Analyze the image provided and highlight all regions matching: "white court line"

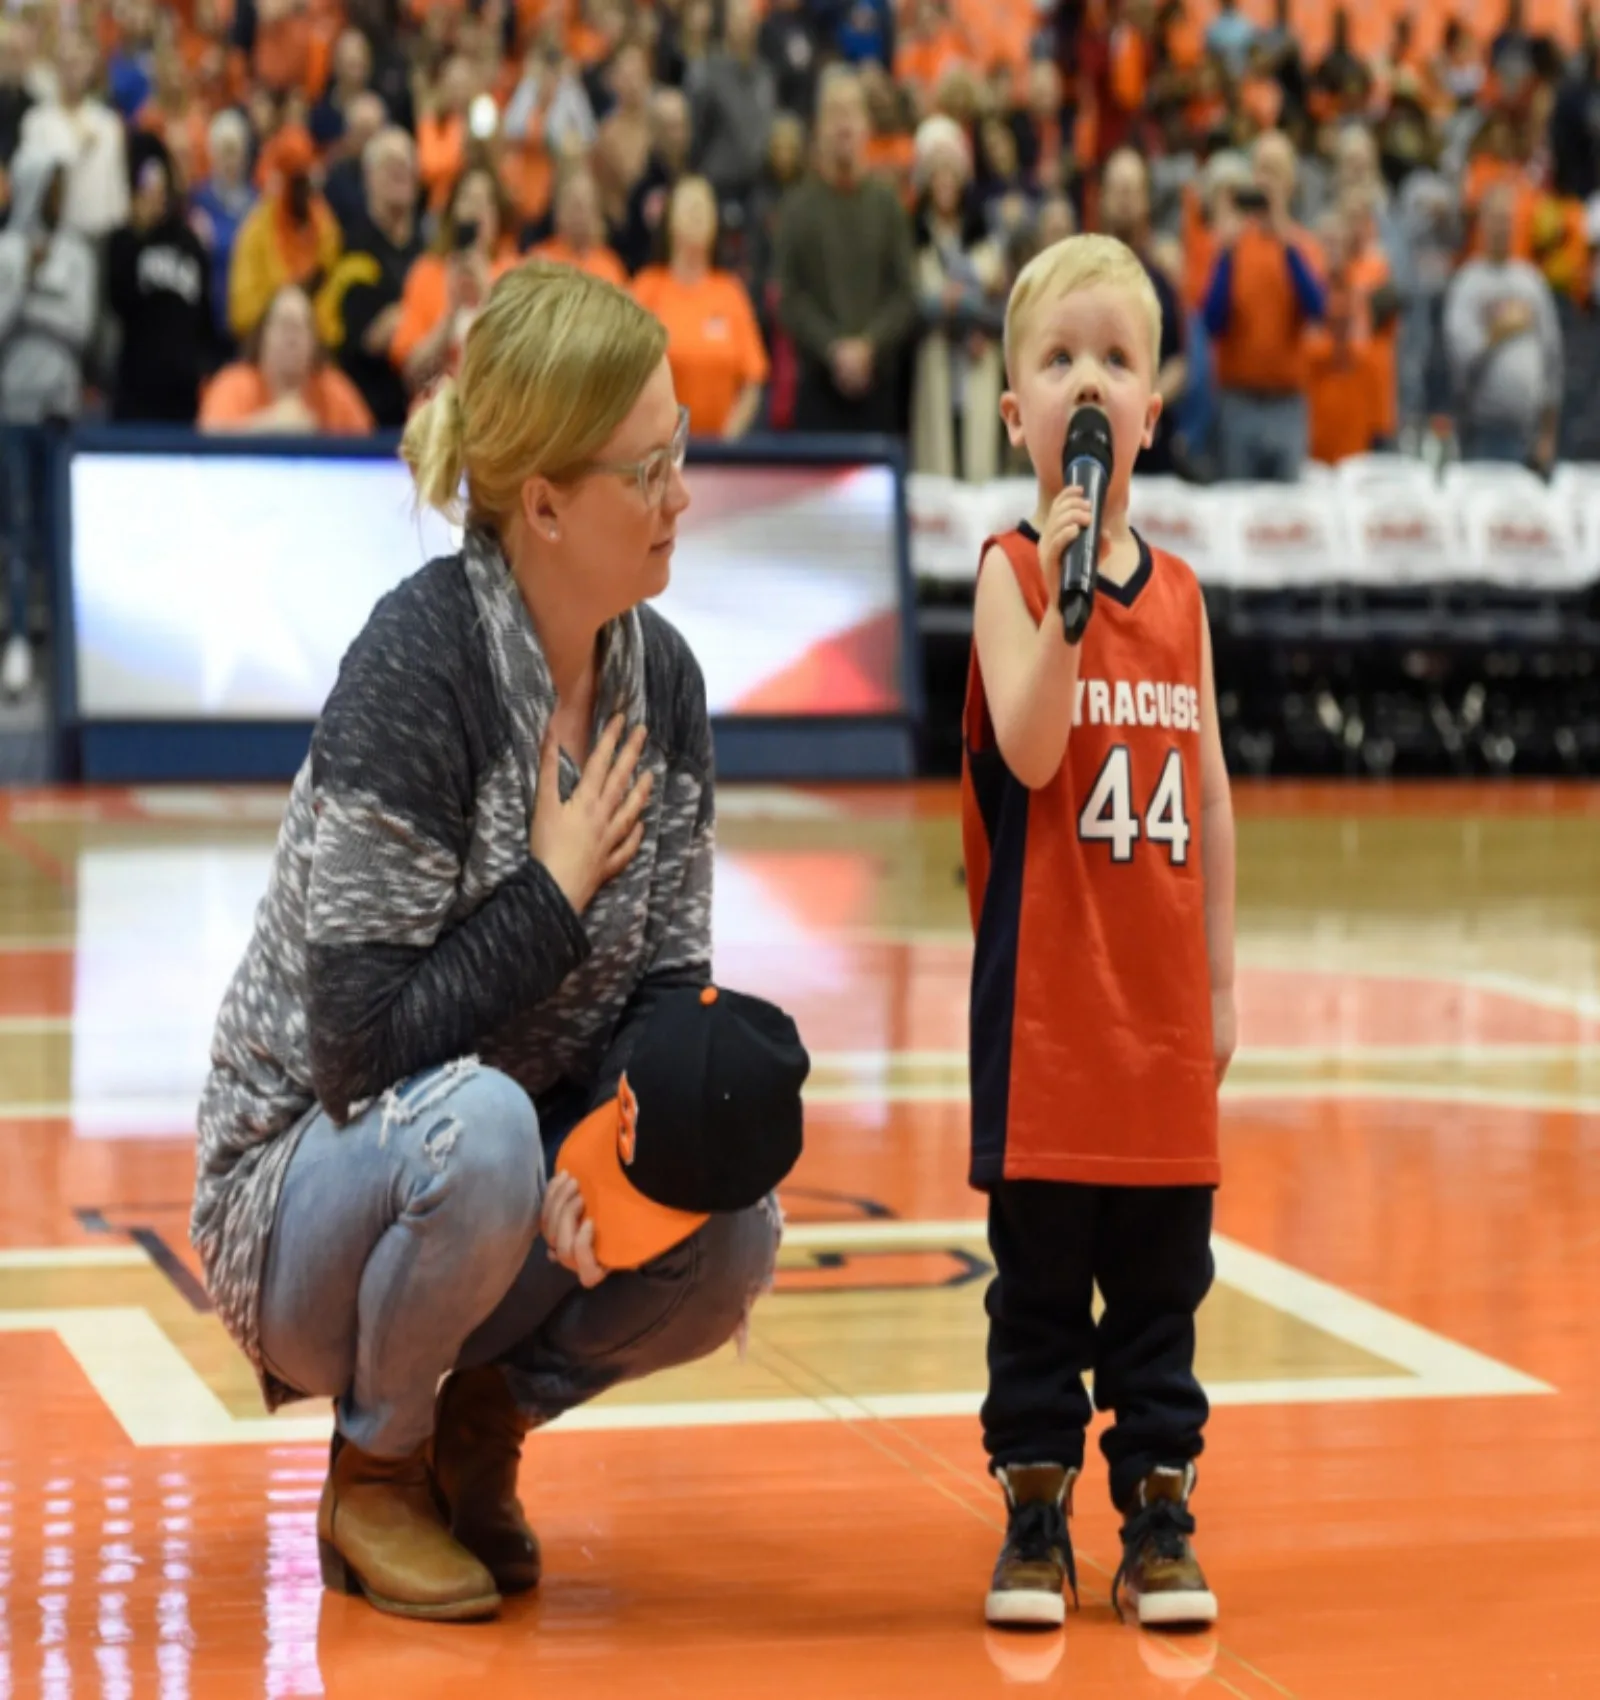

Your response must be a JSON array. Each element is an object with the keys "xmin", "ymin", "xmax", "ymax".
[
  {"xmin": 815, "ymin": 943, "xmax": 1600, "ymax": 1036},
  {"xmin": 809, "ymin": 1044, "xmax": 1600, "ymax": 1069},
  {"xmin": 2, "ymin": 786, "xmax": 843, "ymax": 827},
  {"xmin": 1211, "ymin": 1236, "xmax": 1549, "ymax": 1397},
  {"xmin": 0, "ymin": 1308, "xmax": 246, "ymax": 1446},
  {"xmin": 0, "ymin": 1247, "xmax": 147, "ymax": 1270},
  {"xmin": 1221, "ymin": 1079, "xmax": 1600, "ymax": 1114},
  {"xmin": 0, "ymin": 1097, "xmax": 203, "ymax": 1125},
  {"xmin": 801, "ymin": 1080, "xmax": 1600, "ymax": 1115},
  {"xmin": 9, "ymin": 1078, "xmax": 1600, "ymax": 1124},
  {"xmin": 6, "ymin": 1018, "xmax": 1597, "ymax": 1074},
  {"xmin": 0, "ymin": 1225, "xmax": 1548, "ymax": 1446},
  {"xmin": 785, "ymin": 1221, "xmax": 1548, "ymax": 1397},
  {"xmin": 1232, "ymin": 951, "xmax": 1600, "ymax": 1027},
  {"xmin": 1454, "ymin": 970, "xmax": 1600, "ymax": 1026},
  {"xmin": 782, "ymin": 1220, "xmax": 986, "ymax": 1247},
  {"xmin": 5, "ymin": 928, "xmax": 1600, "ymax": 1025},
  {"xmin": 2, "ymin": 797, "xmax": 121, "ymax": 823},
  {"xmin": 1235, "ymin": 1043, "xmax": 1600, "ymax": 1066}
]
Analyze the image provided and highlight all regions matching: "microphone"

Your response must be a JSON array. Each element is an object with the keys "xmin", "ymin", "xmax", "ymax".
[{"xmin": 1058, "ymin": 406, "xmax": 1114, "ymax": 645}]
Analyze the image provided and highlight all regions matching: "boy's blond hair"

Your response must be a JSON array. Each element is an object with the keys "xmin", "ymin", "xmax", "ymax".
[{"xmin": 1003, "ymin": 233, "xmax": 1163, "ymax": 383}]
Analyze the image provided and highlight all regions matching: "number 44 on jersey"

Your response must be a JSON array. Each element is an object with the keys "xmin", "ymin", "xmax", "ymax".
[{"xmin": 1078, "ymin": 747, "xmax": 1190, "ymax": 864}]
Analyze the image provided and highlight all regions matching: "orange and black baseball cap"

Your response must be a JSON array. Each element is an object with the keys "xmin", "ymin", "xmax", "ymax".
[{"xmin": 555, "ymin": 983, "xmax": 808, "ymax": 1270}]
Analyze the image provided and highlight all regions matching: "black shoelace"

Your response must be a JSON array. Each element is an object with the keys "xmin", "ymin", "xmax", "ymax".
[
  {"xmin": 1111, "ymin": 1498, "xmax": 1196, "ymax": 1622},
  {"xmin": 1008, "ymin": 1499, "xmax": 1079, "ymax": 1607}
]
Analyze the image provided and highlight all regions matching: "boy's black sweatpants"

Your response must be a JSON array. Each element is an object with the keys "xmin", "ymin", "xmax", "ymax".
[{"xmin": 981, "ymin": 1179, "xmax": 1215, "ymax": 1513}]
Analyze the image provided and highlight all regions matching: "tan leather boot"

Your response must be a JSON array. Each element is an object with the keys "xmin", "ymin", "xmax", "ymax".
[
  {"xmin": 432, "ymin": 1366, "xmax": 542, "ymax": 1593},
  {"xmin": 985, "ymin": 1464, "xmax": 1079, "ymax": 1629},
  {"xmin": 316, "ymin": 1434, "xmax": 502, "ymax": 1622},
  {"xmin": 1113, "ymin": 1464, "xmax": 1218, "ymax": 1627}
]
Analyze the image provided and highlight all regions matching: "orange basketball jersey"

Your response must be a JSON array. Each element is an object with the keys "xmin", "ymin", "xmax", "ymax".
[{"xmin": 961, "ymin": 524, "xmax": 1219, "ymax": 1190}]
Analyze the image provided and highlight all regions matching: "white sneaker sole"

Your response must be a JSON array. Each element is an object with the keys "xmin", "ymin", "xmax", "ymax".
[
  {"xmin": 1136, "ymin": 1588, "xmax": 1218, "ymax": 1628},
  {"xmin": 985, "ymin": 1588, "xmax": 1066, "ymax": 1628}
]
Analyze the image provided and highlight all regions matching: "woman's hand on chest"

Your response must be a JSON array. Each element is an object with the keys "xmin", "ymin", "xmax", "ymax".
[{"xmin": 529, "ymin": 713, "xmax": 654, "ymax": 915}]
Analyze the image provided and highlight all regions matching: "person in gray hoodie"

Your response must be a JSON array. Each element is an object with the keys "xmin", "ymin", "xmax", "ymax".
[
  {"xmin": 688, "ymin": 0, "xmax": 776, "ymax": 216},
  {"xmin": 0, "ymin": 144, "xmax": 96, "ymax": 698},
  {"xmin": 1443, "ymin": 182, "xmax": 1562, "ymax": 467}
]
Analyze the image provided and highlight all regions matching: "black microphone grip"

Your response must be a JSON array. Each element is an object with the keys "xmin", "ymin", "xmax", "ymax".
[
  {"xmin": 1058, "ymin": 406, "xmax": 1114, "ymax": 646},
  {"xmin": 1059, "ymin": 452, "xmax": 1107, "ymax": 643}
]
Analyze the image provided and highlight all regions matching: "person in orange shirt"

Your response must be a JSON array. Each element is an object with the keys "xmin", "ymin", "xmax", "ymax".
[
  {"xmin": 201, "ymin": 283, "xmax": 375, "ymax": 433},
  {"xmin": 1023, "ymin": 61, "xmax": 1066, "ymax": 198},
  {"xmin": 135, "ymin": 41, "xmax": 211, "ymax": 190},
  {"xmin": 632, "ymin": 177, "xmax": 768, "ymax": 438},
  {"xmin": 1330, "ymin": 129, "xmax": 1402, "ymax": 442},
  {"xmin": 1330, "ymin": 185, "xmax": 1400, "ymax": 439},
  {"xmin": 529, "ymin": 163, "xmax": 628, "ymax": 286},
  {"xmin": 391, "ymin": 164, "xmax": 522, "ymax": 395},
  {"xmin": 1201, "ymin": 130, "xmax": 1325, "ymax": 480},
  {"xmin": 1097, "ymin": 0, "xmax": 1153, "ymax": 165},
  {"xmin": 1305, "ymin": 210, "xmax": 1384, "ymax": 463},
  {"xmin": 863, "ymin": 60, "xmax": 917, "ymax": 192},
  {"xmin": 1345, "ymin": 239, "xmax": 1399, "ymax": 443},
  {"xmin": 1156, "ymin": 0, "xmax": 1203, "ymax": 80},
  {"xmin": 1178, "ymin": 53, "xmax": 1228, "ymax": 141},
  {"xmin": 417, "ymin": 54, "xmax": 476, "ymax": 215},
  {"xmin": 564, "ymin": 0, "xmax": 628, "ymax": 69},
  {"xmin": 227, "ymin": 123, "xmax": 342, "ymax": 339},
  {"xmin": 252, "ymin": 0, "xmax": 324, "ymax": 97},
  {"xmin": 1239, "ymin": 41, "xmax": 1284, "ymax": 132},
  {"xmin": 176, "ymin": 0, "xmax": 231, "ymax": 76},
  {"xmin": 1462, "ymin": 111, "xmax": 1538, "ymax": 259},
  {"xmin": 498, "ymin": 44, "xmax": 567, "ymax": 229},
  {"xmin": 893, "ymin": 0, "xmax": 971, "ymax": 109}
]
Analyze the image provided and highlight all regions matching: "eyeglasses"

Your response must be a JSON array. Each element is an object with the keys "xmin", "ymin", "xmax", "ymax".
[{"xmin": 582, "ymin": 406, "xmax": 690, "ymax": 508}]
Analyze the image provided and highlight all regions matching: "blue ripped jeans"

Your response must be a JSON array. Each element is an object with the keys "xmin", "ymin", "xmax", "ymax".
[{"xmin": 256, "ymin": 1062, "xmax": 783, "ymax": 1457}]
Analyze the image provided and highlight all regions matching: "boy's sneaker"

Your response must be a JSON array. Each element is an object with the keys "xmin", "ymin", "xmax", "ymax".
[
  {"xmin": 985, "ymin": 1464, "xmax": 1078, "ymax": 1629},
  {"xmin": 1113, "ymin": 1464, "xmax": 1218, "ymax": 1628}
]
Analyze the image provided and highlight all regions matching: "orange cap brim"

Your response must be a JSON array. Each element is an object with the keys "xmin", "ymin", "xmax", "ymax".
[{"xmin": 554, "ymin": 1079, "xmax": 709, "ymax": 1271}]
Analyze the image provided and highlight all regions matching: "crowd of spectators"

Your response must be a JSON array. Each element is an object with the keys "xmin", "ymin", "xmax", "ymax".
[{"xmin": 1, "ymin": 0, "xmax": 1598, "ymax": 696}]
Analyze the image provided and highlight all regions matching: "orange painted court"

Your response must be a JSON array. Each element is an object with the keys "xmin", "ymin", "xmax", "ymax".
[{"xmin": 1, "ymin": 779, "xmax": 1597, "ymax": 1696}]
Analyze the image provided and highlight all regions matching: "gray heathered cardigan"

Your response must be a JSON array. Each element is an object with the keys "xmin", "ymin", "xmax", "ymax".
[{"xmin": 191, "ymin": 529, "xmax": 714, "ymax": 1406}]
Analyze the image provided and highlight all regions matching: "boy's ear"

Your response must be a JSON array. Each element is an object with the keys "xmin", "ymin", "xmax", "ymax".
[
  {"xmin": 1000, "ymin": 390, "xmax": 1026, "ymax": 448},
  {"xmin": 1141, "ymin": 390, "xmax": 1163, "ymax": 451}
]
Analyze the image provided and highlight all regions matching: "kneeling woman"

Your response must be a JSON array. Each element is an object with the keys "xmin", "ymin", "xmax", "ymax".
[{"xmin": 192, "ymin": 262, "xmax": 788, "ymax": 1622}]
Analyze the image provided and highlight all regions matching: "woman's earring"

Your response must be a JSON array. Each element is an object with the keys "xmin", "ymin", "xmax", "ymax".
[{"xmin": 547, "ymin": 525, "xmax": 560, "ymax": 542}]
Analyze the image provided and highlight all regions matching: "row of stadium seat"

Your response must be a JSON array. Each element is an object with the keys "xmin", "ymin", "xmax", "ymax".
[{"xmin": 910, "ymin": 459, "xmax": 1600, "ymax": 594}]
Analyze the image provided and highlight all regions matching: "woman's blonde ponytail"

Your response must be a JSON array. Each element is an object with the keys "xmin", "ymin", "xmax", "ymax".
[{"xmin": 400, "ymin": 376, "xmax": 467, "ymax": 522}]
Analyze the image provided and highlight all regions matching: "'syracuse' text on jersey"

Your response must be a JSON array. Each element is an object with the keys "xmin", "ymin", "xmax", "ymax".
[{"xmin": 961, "ymin": 524, "xmax": 1219, "ymax": 1190}]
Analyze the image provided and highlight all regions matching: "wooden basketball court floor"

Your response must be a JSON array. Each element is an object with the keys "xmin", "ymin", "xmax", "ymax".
[{"xmin": 0, "ymin": 778, "xmax": 1598, "ymax": 1698}]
